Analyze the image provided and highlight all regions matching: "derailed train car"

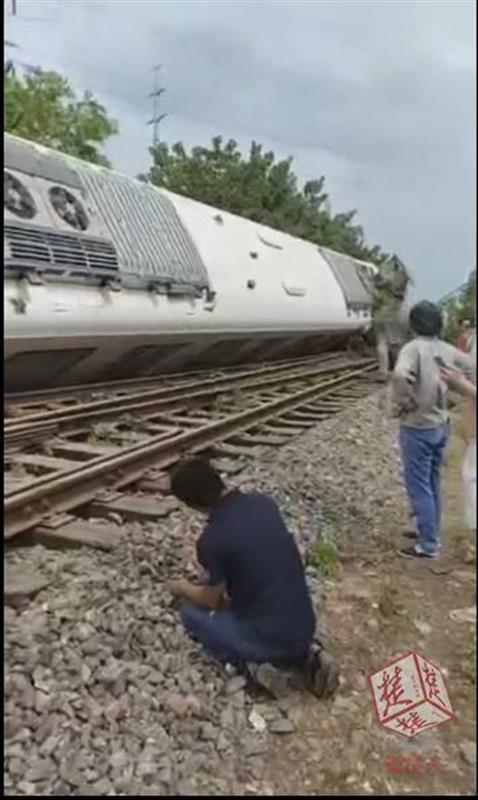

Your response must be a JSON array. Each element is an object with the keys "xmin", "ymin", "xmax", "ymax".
[{"xmin": 4, "ymin": 133, "xmax": 378, "ymax": 393}]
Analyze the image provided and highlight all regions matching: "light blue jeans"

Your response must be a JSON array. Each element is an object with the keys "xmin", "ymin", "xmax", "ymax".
[{"xmin": 399, "ymin": 424, "xmax": 449, "ymax": 555}]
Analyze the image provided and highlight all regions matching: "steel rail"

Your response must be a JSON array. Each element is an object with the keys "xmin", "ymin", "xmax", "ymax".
[
  {"xmin": 4, "ymin": 363, "xmax": 375, "ymax": 539},
  {"xmin": 5, "ymin": 352, "xmax": 344, "ymax": 410},
  {"xmin": 5, "ymin": 355, "xmax": 372, "ymax": 439}
]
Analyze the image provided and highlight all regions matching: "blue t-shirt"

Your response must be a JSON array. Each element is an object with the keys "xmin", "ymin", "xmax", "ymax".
[{"xmin": 197, "ymin": 490, "xmax": 316, "ymax": 655}]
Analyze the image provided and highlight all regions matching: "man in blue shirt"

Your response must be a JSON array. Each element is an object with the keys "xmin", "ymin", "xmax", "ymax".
[{"xmin": 168, "ymin": 457, "xmax": 339, "ymax": 698}]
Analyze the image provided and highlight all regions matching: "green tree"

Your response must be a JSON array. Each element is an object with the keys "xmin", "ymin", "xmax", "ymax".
[
  {"xmin": 441, "ymin": 271, "xmax": 476, "ymax": 342},
  {"xmin": 4, "ymin": 68, "xmax": 118, "ymax": 166},
  {"xmin": 141, "ymin": 136, "xmax": 389, "ymax": 265}
]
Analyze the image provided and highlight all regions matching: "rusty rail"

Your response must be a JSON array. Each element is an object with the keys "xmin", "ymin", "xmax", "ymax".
[
  {"xmin": 5, "ymin": 351, "xmax": 343, "ymax": 411},
  {"xmin": 4, "ymin": 363, "xmax": 375, "ymax": 539},
  {"xmin": 5, "ymin": 354, "xmax": 370, "ymax": 445}
]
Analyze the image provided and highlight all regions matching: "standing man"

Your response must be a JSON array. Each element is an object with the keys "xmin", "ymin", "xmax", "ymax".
[
  {"xmin": 440, "ymin": 331, "xmax": 476, "ymax": 531},
  {"xmin": 167, "ymin": 456, "xmax": 339, "ymax": 698},
  {"xmin": 373, "ymin": 256, "xmax": 411, "ymax": 381},
  {"xmin": 391, "ymin": 301, "xmax": 472, "ymax": 559}
]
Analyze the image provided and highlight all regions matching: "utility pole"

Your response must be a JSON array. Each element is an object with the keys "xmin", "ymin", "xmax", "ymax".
[
  {"xmin": 147, "ymin": 64, "xmax": 167, "ymax": 149},
  {"xmin": 4, "ymin": 0, "xmax": 18, "ymax": 74}
]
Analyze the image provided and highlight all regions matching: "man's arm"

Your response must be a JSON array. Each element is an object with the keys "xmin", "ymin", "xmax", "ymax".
[
  {"xmin": 391, "ymin": 344, "xmax": 417, "ymax": 405},
  {"xmin": 168, "ymin": 579, "xmax": 227, "ymax": 610},
  {"xmin": 440, "ymin": 367, "xmax": 476, "ymax": 400},
  {"xmin": 449, "ymin": 347, "xmax": 473, "ymax": 378}
]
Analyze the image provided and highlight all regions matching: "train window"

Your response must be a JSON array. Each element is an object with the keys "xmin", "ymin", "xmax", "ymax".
[
  {"xmin": 103, "ymin": 344, "xmax": 184, "ymax": 380},
  {"xmin": 225, "ymin": 339, "xmax": 267, "ymax": 365},
  {"xmin": 248, "ymin": 338, "xmax": 291, "ymax": 362},
  {"xmin": 192, "ymin": 339, "xmax": 245, "ymax": 368},
  {"xmin": 144, "ymin": 344, "xmax": 188, "ymax": 376},
  {"xmin": 5, "ymin": 348, "xmax": 95, "ymax": 392},
  {"xmin": 318, "ymin": 247, "xmax": 372, "ymax": 311},
  {"xmin": 191, "ymin": 337, "xmax": 292, "ymax": 369}
]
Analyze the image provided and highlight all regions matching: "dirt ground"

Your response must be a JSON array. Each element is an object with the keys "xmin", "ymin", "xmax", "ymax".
[
  {"xmin": 257, "ymin": 422, "xmax": 477, "ymax": 796},
  {"xmin": 4, "ymin": 401, "xmax": 475, "ymax": 797}
]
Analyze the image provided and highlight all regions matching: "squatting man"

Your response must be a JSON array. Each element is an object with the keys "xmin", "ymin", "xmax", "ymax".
[{"xmin": 166, "ymin": 456, "xmax": 339, "ymax": 699}]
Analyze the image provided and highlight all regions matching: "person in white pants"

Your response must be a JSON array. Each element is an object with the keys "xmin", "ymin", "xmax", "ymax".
[{"xmin": 440, "ymin": 343, "xmax": 476, "ymax": 531}]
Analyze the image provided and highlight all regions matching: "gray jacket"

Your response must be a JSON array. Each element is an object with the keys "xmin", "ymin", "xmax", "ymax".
[{"xmin": 392, "ymin": 336, "xmax": 473, "ymax": 428}]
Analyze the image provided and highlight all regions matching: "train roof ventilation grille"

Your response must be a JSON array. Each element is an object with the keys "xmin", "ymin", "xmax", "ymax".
[
  {"xmin": 4, "ymin": 224, "xmax": 119, "ymax": 279},
  {"xmin": 4, "ymin": 171, "xmax": 37, "ymax": 220},
  {"xmin": 49, "ymin": 186, "xmax": 89, "ymax": 231}
]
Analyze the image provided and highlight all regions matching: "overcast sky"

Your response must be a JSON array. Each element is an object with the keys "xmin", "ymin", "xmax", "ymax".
[{"xmin": 7, "ymin": 0, "xmax": 476, "ymax": 300}]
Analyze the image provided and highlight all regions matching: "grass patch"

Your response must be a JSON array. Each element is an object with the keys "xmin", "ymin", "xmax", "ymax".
[{"xmin": 307, "ymin": 521, "xmax": 340, "ymax": 579}]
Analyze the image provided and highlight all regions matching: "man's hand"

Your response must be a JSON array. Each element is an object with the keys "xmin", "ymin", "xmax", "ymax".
[
  {"xmin": 167, "ymin": 578, "xmax": 226, "ymax": 610},
  {"xmin": 440, "ymin": 367, "xmax": 476, "ymax": 399},
  {"xmin": 167, "ymin": 579, "xmax": 188, "ymax": 599}
]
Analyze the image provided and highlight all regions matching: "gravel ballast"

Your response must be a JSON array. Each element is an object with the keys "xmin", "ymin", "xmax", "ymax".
[{"xmin": 4, "ymin": 393, "xmax": 409, "ymax": 796}]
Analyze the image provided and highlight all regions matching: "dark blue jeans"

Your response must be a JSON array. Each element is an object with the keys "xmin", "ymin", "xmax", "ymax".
[
  {"xmin": 399, "ymin": 423, "xmax": 449, "ymax": 555},
  {"xmin": 180, "ymin": 603, "xmax": 307, "ymax": 670}
]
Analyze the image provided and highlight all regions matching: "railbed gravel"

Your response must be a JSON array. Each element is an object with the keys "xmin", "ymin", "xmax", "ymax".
[{"xmin": 4, "ymin": 391, "xmax": 407, "ymax": 796}]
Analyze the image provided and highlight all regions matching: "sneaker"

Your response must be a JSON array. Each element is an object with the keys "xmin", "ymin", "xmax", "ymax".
[
  {"xmin": 246, "ymin": 662, "xmax": 290, "ymax": 698},
  {"xmin": 397, "ymin": 545, "xmax": 439, "ymax": 559},
  {"xmin": 303, "ymin": 649, "xmax": 340, "ymax": 699}
]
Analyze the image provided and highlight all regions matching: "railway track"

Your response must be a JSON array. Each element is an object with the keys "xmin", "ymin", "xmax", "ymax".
[
  {"xmin": 4, "ymin": 351, "xmax": 344, "ymax": 420},
  {"xmin": 4, "ymin": 352, "xmax": 360, "ymax": 447},
  {"xmin": 4, "ymin": 354, "xmax": 378, "ymax": 548}
]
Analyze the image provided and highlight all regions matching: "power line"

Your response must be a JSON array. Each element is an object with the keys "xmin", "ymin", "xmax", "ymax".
[{"xmin": 147, "ymin": 64, "xmax": 167, "ymax": 149}]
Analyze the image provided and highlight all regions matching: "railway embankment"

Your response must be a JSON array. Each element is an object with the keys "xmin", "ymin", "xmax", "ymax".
[{"xmin": 4, "ymin": 393, "xmax": 475, "ymax": 796}]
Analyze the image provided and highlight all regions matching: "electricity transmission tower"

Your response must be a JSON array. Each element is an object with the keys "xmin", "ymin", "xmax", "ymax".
[
  {"xmin": 147, "ymin": 65, "xmax": 167, "ymax": 148},
  {"xmin": 4, "ymin": 0, "xmax": 18, "ymax": 74},
  {"xmin": 4, "ymin": 0, "xmax": 52, "ymax": 75}
]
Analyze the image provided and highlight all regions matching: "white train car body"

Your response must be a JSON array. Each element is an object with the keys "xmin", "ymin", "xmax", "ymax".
[{"xmin": 4, "ymin": 133, "xmax": 376, "ymax": 392}]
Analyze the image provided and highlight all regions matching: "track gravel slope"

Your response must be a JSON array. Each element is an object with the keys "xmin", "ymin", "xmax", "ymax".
[{"xmin": 4, "ymin": 396, "xmax": 476, "ymax": 796}]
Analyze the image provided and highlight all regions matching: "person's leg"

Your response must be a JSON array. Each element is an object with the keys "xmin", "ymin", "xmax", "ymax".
[
  {"xmin": 180, "ymin": 602, "xmax": 280, "ymax": 669},
  {"xmin": 291, "ymin": 640, "xmax": 340, "ymax": 699},
  {"xmin": 376, "ymin": 333, "xmax": 389, "ymax": 381},
  {"xmin": 463, "ymin": 438, "xmax": 476, "ymax": 531},
  {"xmin": 429, "ymin": 423, "xmax": 449, "ymax": 548},
  {"xmin": 402, "ymin": 511, "xmax": 419, "ymax": 540},
  {"xmin": 388, "ymin": 343, "xmax": 400, "ymax": 372},
  {"xmin": 180, "ymin": 603, "xmax": 339, "ymax": 699},
  {"xmin": 462, "ymin": 437, "xmax": 476, "ymax": 531},
  {"xmin": 399, "ymin": 426, "xmax": 439, "ymax": 555}
]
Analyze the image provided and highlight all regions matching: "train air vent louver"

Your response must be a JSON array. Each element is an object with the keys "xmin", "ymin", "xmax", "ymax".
[
  {"xmin": 4, "ymin": 171, "xmax": 37, "ymax": 220},
  {"xmin": 49, "ymin": 186, "xmax": 89, "ymax": 231},
  {"xmin": 4, "ymin": 224, "xmax": 119, "ymax": 279}
]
